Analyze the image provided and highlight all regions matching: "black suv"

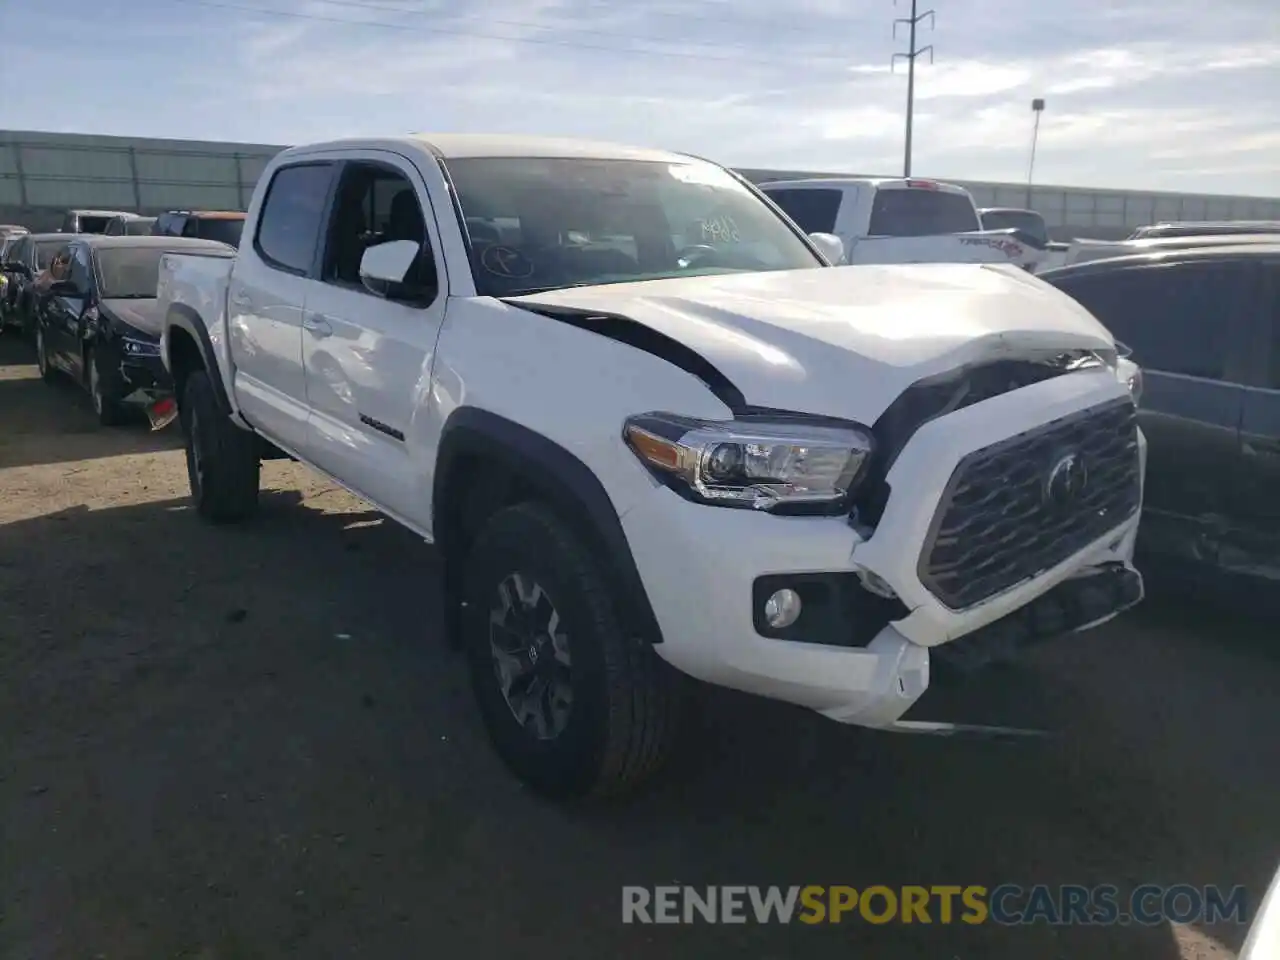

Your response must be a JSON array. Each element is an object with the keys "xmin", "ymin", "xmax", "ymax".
[{"xmin": 1040, "ymin": 243, "xmax": 1280, "ymax": 585}]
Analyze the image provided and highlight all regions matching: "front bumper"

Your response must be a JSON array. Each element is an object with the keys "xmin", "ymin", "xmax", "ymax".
[
  {"xmin": 619, "ymin": 370, "xmax": 1146, "ymax": 728},
  {"xmin": 115, "ymin": 352, "xmax": 173, "ymax": 403}
]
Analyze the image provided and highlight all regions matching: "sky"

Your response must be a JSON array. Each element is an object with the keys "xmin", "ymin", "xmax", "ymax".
[{"xmin": 1, "ymin": 0, "xmax": 1278, "ymax": 196}]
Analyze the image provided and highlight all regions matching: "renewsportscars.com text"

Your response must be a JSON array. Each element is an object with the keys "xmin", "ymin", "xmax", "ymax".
[{"xmin": 621, "ymin": 884, "xmax": 1249, "ymax": 926}]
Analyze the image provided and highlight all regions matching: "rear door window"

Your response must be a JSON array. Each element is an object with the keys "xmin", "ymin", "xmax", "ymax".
[
  {"xmin": 763, "ymin": 188, "xmax": 842, "ymax": 234},
  {"xmin": 254, "ymin": 163, "xmax": 334, "ymax": 275}
]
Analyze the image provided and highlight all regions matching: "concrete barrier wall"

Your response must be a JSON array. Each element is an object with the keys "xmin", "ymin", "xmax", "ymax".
[{"xmin": 3, "ymin": 129, "xmax": 1276, "ymax": 240}]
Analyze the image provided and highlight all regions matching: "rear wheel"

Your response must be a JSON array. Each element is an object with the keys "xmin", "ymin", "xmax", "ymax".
[
  {"xmin": 462, "ymin": 502, "xmax": 684, "ymax": 801},
  {"xmin": 181, "ymin": 369, "xmax": 261, "ymax": 523}
]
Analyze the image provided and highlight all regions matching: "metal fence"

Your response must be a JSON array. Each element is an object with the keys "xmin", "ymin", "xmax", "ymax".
[
  {"xmin": 3, "ymin": 129, "xmax": 1277, "ymax": 241},
  {"xmin": 0, "ymin": 130, "xmax": 282, "ymax": 232}
]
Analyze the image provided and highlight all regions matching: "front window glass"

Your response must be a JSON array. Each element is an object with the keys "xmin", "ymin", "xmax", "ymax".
[
  {"xmin": 35, "ymin": 240, "xmax": 66, "ymax": 269},
  {"xmin": 444, "ymin": 157, "xmax": 822, "ymax": 297}
]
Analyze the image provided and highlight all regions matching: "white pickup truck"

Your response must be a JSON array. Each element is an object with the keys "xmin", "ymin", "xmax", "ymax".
[
  {"xmin": 156, "ymin": 134, "xmax": 1146, "ymax": 801},
  {"xmin": 759, "ymin": 177, "xmax": 1047, "ymax": 270}
]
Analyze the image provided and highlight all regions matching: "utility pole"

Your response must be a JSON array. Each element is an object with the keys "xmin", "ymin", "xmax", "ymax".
[
  {"xmin": 1026, "ymin": 97, "xmax": 1045, "ymax": 208},
  {"xmin": 892, "ymin": 0, "xmax": 934, "ymax": 178}
]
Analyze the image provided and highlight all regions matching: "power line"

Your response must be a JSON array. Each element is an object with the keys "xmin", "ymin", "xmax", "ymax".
[
  {"xmin": 309, "ymin": 0, "xmax": 845, "ymax": 41},
  {"xmin": 159, "ymin": 0, "xmax": 855, "ymax": 67},
  {"xmin": 890, "ymin": 0, "xmax": 933, "ymax": 177},
  {"xmin": 302, "ymin": 0, "xmax": 850, "ymax": 56}
]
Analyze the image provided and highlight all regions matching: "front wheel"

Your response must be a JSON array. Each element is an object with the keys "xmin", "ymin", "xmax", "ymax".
[
  {"xmin": 180, "ymin": 370, "xmax": 261, "ymax": 523},
  {"xmin": 35, "ymin": 325, "xmax": 56, "ymax": 383},
  {"xmin": 462, "ymin": 502, "xmax": 684, "ymax": 801},
  {"xmin": 88, "ymin": 347, "xmax": 126, "ymax": 426}
]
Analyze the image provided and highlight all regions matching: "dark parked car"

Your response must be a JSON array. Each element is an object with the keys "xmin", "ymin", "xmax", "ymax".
[
  {"xmin": 151, "ymin": 210, "xmax": 245, "ymax": 248},
  {"xmin": 59, "ymin": 209, "xmax": 136, "ymax": 234},
  {"xmin": 34, "ymin": 235, "xmax": 235, "ymax": 425},
  {"xmin": 1128, "ymin": 220, "xmax": 1280, "ymax": 240},
  {"xmin": 1040, "ymin": 243, "xmax": 1280, "ymax": 585},
  {"xmin": 104, "ymin": 214, "xmax": 157, "ymax": 236},
  {"xmin": 0, "ymin": 232, "xmax": 85, "ymax": 336},
  {"xmin": 0, "ymin": 234, "xmax": 23, "ymax": 329}
]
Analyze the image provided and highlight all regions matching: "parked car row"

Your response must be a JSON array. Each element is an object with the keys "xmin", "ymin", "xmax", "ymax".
[
  {"xmin": 56, "ymin": 207, "xmax": 247, "ymax": 246},
  {"xmin": 1, "ymin": 228, "xmax": 236, "ymax": 423}
]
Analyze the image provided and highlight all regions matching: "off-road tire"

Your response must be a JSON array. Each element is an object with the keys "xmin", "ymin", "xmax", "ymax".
[
  {"xmin": 181, "ymin": 369, "xmax": 260, "ymax": 523},
  {"xmin": 462, "ymin": 501, "xmax": 684, "ymax": 801}
]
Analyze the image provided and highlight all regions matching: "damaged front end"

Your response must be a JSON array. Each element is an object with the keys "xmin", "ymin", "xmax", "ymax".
[{"xmin": 120, "ymin": 386, "xmax": 179, "ymax": 431}]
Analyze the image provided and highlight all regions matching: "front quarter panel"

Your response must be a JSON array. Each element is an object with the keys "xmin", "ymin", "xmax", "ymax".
[{"xmin": 423, "ymin": 296, "xmax": 733, "ymax": 535}]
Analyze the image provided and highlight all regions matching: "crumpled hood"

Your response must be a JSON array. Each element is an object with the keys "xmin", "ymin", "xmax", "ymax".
[
  {"xmin": 101, "ymin": 298, "xmax": 163, "ymax": 338},
  {"xmin": 507, "ymin": 263, "xmax": 1116, "ymax": 422}
]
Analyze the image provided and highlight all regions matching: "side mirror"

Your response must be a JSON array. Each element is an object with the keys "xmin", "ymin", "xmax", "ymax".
[
  {"xmin": 808, "ymin": 232, "xmax": 845, "ymax": 265},
  {"xmin": 359, "ymin": 239, "xmax": 431, "ymax": 301}
]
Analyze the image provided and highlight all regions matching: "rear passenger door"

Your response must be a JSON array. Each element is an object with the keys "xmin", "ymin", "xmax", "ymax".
[
  {"xmin": 1051, "ymin": 262, "xmax": 1251, "ymax": 567},
  {"xmin": 227, "ymin": 161, "xmax": 336, "ymax": 454},
  {"xmin": 1231, "ymin": 257, "xmax": 1280, "ymax": 574}
]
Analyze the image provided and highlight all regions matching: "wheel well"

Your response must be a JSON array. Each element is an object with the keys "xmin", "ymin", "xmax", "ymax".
[
  {"xmin": 167, "ymin": 326, "xmax": 205, "ymax": 404},
  {"xmin": 433, "ymin": 449, "xmax": 661, "ymax": 649},
  {"xmin": 436, "ymin": 454, "xmax": 536, "ymax": 562}
]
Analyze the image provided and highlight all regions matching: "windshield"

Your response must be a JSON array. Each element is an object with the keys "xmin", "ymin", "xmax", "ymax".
[
  {"xmin": 443, "ymin": 157, "xmax": 821, "ymax": 297},
  {"xmin": 192, "ymin": 217, "xmax": 244, "ymax": 247},
  {"xmin": 95, "ymin": 247, "xmax": 177, "ymax": 298},
  {"xmin": 867, "ymin": 188, "xmax": 981, "ymax": 237},
  {"xmin": 35, "ymin": 240, "xmax": 66, "ymax": 269},
  {"xmin": 980, "ymin": 210, "xmax": 1048, "ymax": 245}
]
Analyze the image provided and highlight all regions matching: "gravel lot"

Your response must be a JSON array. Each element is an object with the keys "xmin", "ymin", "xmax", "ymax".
[{"xmin": 1, "ymin": 332, "xmax": 1276, "ymax": 960}]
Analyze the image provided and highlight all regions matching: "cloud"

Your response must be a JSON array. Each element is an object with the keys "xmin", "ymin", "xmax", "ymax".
[{"xmin": 4, "ymin": 0, "xmax": 1278, "ymax": 196}]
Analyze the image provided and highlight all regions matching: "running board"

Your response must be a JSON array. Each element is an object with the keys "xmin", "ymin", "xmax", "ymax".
[{"xmin": 887, "ymin": 720, "xmax": 1050, "ymax": 739}]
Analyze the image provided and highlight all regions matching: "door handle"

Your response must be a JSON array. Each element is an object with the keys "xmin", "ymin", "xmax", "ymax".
[{"xmin": 302, "ymin": 313, "xmax": 333, "ymax": 338}]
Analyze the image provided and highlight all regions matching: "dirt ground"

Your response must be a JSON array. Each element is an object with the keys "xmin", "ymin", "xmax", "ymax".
[{"xmin": 1, "ymin": 332, "xmax": 1276, "ymax": 960}]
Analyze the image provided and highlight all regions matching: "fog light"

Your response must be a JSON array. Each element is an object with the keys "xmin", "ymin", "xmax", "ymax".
[{"xmin": 764, "ymin": 588, "xmax": 802, "ymax": 629}]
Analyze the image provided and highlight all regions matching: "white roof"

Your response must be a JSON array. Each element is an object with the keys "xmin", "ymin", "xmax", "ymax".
[
  {"xmin": 285, "ymin": 134, "xmax": 694, "ymax": 164},
  {"xmin": 760, "ymin": 177, "xmax": 972, "ymax": 196}
]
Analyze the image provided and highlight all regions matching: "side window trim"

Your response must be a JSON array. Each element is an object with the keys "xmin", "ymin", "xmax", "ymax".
[
  {"xmin": 253, "ymin": 160, "xmax": 337, "ymax": 278},
  {"xmin": 315, "ymin": 150, "xmax": 445, "ymax": 304}
]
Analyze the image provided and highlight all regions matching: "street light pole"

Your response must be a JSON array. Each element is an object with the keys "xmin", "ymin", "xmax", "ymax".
[
  {"xmin": 892, "ymin": 0, "xmax": 934, "ymax": 178},
  {"xmin": 1026, "ymin": 97, "xmax": 1045, "ymax": 209}
]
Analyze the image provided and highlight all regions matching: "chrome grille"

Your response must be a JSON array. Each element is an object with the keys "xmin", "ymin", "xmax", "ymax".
[{"xmin": 918, "ymin": 398, "xmax": 1141, "ymax": 610}]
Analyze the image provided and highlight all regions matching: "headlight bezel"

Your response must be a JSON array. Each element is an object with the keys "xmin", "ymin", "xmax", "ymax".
[
  {"xmin": 622, "ymin": 411, "xmax": 875, "ymax": 515},
  {"xmin": 120, "ymin": 334, "xmax": 161, "ymax": 358}
]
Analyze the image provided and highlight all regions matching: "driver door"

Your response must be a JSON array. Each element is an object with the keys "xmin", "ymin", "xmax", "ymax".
[{"xmin": 41, "ymin": 246, "xmax": 82, "ymax": 376}]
